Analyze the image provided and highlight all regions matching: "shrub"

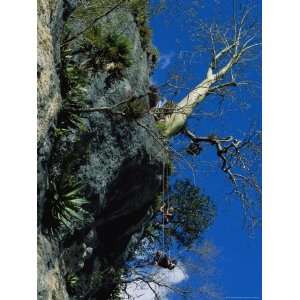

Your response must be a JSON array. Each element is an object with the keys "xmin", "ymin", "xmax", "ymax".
[
  {"xmin": 147, "ymin": 46, "xmax": 160, "ymax": 69},
  {"xmin": 66, "ymin": 273, "xmax": 79, "ymax": 294},
  {"xmin": 129, "ymin": 0, "xmax": 148, "ymax": 18},
  {"xmin": 123, "ymin": 97, "xmax": 148, "ymax": 120},
  {"xmin": 104, "ymin": 33, "xmax": 132, "ymax": 67},
  {"xmin": 53, "ymin": 128, "xmax": 69, "ymax": 139},
  {"xmin": 167, "ymin": 180, "xmax": 216, "ymax": 248},
  {"xmin": 129, "ymin": 0, "xmax": 152, "ymax": 50},
  {"xmin": 139, "ymin": 25, "xmax": 152, "ymax": 49},
  {"xmin": 83, "ymin": 27, "xmax": 133, "ymax": 74},
  {"xmin": 59, "ymin": 47, "xmax": 88, "ymax": 131},
  {"xmin": 142, "ymin": 180, "xmax": 216, "ymax": 249},
  {"xmin": 42, "ymin": 178, "xmax": 88, "ymax": 235}
]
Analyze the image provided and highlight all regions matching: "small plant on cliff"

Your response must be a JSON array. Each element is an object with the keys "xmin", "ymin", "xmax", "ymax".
[
  {"xmin": 43, "ymin": 178, "xmax": 88, "ymax": 235},
  {"xmin": 122, "ymin": 96, "xmax": 148, "ymax": 120},
  {"xmin": 147, "ymin": 46, "xmax": 160, "ymax": 70},
  {"xmin": 129, "ymin": 0, "xmax": 153, "ymax": 50},
  {"xmin": 80, "ymin": 26, "xmax": 133, "ymax": 78},
  {"xmin": 66, "ymin": 273, "xmax": 79, "ymax": 294},
  {"xmin": 85, "ymin": 28, "xmax": 132, "ymax": 66},
  {"xmin": 139, "ymin": 24, "xmax": 152, "ymax": 49},
  {"xmin": 129, "ymin": 0, "xmax": 149, "ymax": 20},
  {"xmin": 59, "ymin": 47, "xmax": 89, "ymax": 131}
]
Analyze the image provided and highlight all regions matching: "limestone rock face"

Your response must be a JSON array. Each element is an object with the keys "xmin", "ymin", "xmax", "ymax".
[
  {"xmin": 37, "ymin": 234, "xmax": 70, "ymax": 300},
  {"xmin": 37, "ymin": 0, "xmax": 63, "ymax": 143},
  {"xmin": 37, "ymin": 2, "xmax": 163, "ymax": 299}
]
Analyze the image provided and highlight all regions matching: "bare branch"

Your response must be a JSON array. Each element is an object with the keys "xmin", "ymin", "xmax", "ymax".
[{"xmin": 182, "ymin": 126, "xmax": 261, "ymax": 228}]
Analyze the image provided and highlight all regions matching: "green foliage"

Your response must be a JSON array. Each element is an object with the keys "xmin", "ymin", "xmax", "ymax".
[
  {"xmin": 155, "ymin": 116, "xmax": 173, "ymax": 136},
  {"xmin": 89, "ymin": 262, "xmax": 124, "ymax": 300},
  {"xmin": 139, "ymin": 25, "xmax": 152, "ymax": 49},
  {"xmin": 62, "ymin": 0, "xmax": 133, "ymax": 75},
  {"xmin": 102, "ymin": 33, "xmax": 133, "ymax": 68},
  {"xmin": 129, "ymin": 0, "xmax": 149, "ymax": 17},
  {"xmin": 131, "ymin": 0, "xmax": 159, "ymax": 67},
  {"xmin": 123, "ymin": 97, "xmax": 148, "ymax": 120},
  {"xmin": 84, "ymin": 28, "xmax": 133, "ymax": 72},
  {"xmin": 129, "ymin": 0, "xmax": 153, "ymax": 50},
  {"xmin": 53, "ymin": 128, "xmax": 69, "ymax": 139},
  {"xmin": 43, "ymin": 177, "xmax": 88, "ymax": 235},
  {"xmin": 147, "ymin": 46, "xmax": 160, "ymax": 69},
  {"xmin": 66, "ymin": 273, "xmax": 79, "ymax": 294},
  {"xmin": 142, "ymin": 180, "xmax": 216, "ymax": 249},
  {"xmin": 57, "ymin": 106, "xmax": 86, "ymax": 132},
  {"xmin": 155, "ymin": 121, "xmax": 167, "ymax": 136},
  {"xmin": 165, "ymin": 159, "xmax": 174, "ymax": 175},
  {"xmin": 61, "ymin": 48, "xmax": 89, "ymax": 98},
  {"xmin": 167, "ymin": 180, "xmax": 216, "ymax": 248},
  {"xmin": 59, "ymin": 47, "xmax": 88, "ymax": 131}
]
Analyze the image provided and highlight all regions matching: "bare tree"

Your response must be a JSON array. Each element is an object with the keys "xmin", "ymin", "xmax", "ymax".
[
  {"xmin": 148, "ymin": 3, "xmax": 261, "ymax": 229},
  {"xmin": 154, "ymin": 6, "xmax": 261, "ymax": 138}
]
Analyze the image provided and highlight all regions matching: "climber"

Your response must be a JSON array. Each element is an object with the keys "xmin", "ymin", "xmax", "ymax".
[
  {"xmin": 160, "ymin": 203, "xmax": 174, "ymax": 223},
  {"xmin": 154, "ymin": 251, "xmax": 176, "ymax": 270}
]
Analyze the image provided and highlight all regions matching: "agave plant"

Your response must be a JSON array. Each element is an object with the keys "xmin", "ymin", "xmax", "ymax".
[
  {"xmin": 66, "ymin": 273, "xmax": 79, "ymax": 293},
  {"xmin": 84, "ymin": 26, "xmax": 133, "ymax": 73},
  {"xmin": 43, "ymin": 179, "xmax": 88, "ymax": 235},
  {"xmin": 58, "ymin": 46, "xmax": 88, "ymax": 131}
]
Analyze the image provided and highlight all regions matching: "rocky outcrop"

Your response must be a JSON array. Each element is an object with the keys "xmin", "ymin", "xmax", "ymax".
[
  {"xmin": 37, "ymin": 0, "xmax": 64, "ymax": 143},
  {"xmin": 37, "ymin": 1, "xmax": 164, "ymax": 299}
]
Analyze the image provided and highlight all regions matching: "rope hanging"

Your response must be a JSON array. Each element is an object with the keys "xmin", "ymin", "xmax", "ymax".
[
  {"xmin": 161, "ymin": 155, "xmax": 171, "ymax": 257},
  {"xmin": 166, "ymin": 164, "xmax": 171, "ymax": 258},
  {"xmin": 162, "ymin": 160, "xmax": 165, "ymax": 252}
]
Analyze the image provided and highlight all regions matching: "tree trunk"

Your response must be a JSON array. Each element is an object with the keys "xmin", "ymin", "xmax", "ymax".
[{"xmin": 162, "ymin": 72, "xmax": 216, "ymax": 137}]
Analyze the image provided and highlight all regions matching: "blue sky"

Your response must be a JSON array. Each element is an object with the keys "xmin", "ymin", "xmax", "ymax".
[{"xmin": 149, "ymin": 0, "xmax": 262, "ymax": 299}]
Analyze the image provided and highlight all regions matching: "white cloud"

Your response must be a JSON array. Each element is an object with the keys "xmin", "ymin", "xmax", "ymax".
[
  {"xmin": 159, "ymin": 52, "xmax": 175, "ymax": 70},
  {"xmin": 121, "ymin": 263, "xmax": 188, "ymax": 300},
  {"xmin": 150, "ymin": 77, "xmax": 157, "ymax": 86}
]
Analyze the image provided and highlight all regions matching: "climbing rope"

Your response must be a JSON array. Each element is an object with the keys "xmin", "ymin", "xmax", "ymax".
[
  {"xmin": 162, "ymin": 160, "xmax": 165, "ymax": 253},
  {"xmin": 166, "ymin": 163, "xmax": 171, "ymax": 258},
  {"xmin": 162, "ymin": 156, "xmax": 171, "ymax": 257},
  {"xmin": 155, "ymin": 156, "xmax": 177, "ymax": 270}
]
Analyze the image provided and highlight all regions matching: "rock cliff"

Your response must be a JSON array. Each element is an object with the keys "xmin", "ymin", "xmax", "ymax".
[{"xmin": 37, "ymin": 1, "xmax": 164, "ymax": 299}]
